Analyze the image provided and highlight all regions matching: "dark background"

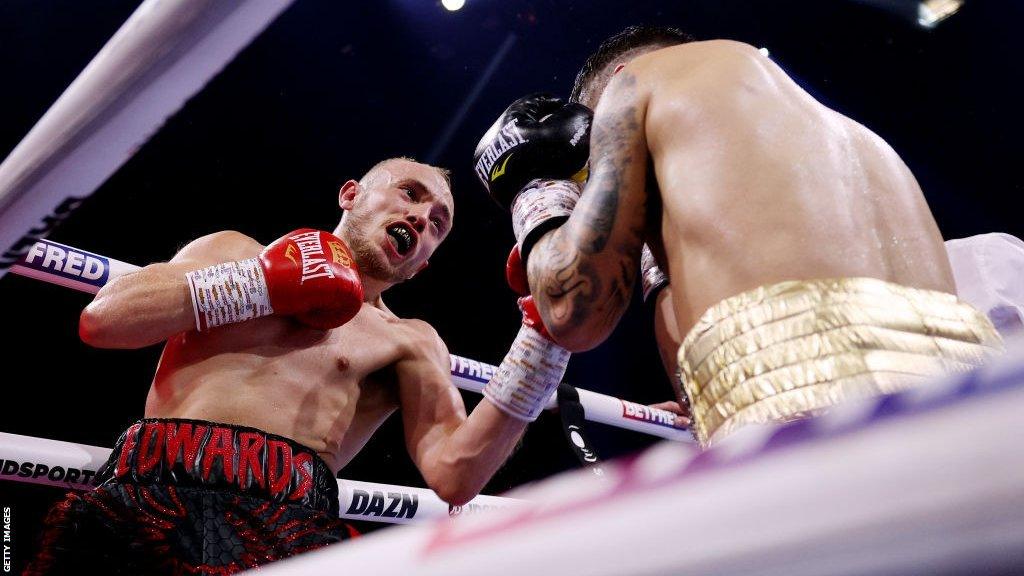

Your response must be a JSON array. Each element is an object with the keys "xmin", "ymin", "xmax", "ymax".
[{"xmin": 1, "ymin": 0, "xmax": 1021, "ymax": 564}]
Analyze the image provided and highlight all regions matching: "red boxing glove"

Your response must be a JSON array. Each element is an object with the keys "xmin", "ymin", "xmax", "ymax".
[
  {"xmin": 505, "ymin": 245, "xmax": 530, "ymax": 296},
  {"xmin": 186, "ymin": 229, "xmax": 364, "ymax": 331},
  {"xmin": 260, "ymin": 229, "xmax": 364, "ymax": 329},
  {"xmin": 518, "ymin": 295, "xmax": 555, "ymax": 341}
]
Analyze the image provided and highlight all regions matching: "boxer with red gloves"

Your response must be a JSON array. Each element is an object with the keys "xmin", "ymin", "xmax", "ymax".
[{"xmin": 30, "ymin": 158, "xmax": 544, "ymax": 576}]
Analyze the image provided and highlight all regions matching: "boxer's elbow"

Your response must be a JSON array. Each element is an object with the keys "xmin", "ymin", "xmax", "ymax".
[
  {"xmin": 539, "ymin": 298, "xmax": 615, "ymax": 352},
  {"xmin": 79, "ymin": 288, "xmax": 152, "ymax": 349},
  {"xmin": 433, "ymin": 481, "xmax": 477, "ymax": 508},
  {"xmin": 79, "ymin": 300, "xmax": 105, "ymax": 345},
  {"xmin": 79, "ymin": 298, "xmax": 123, "ymax": 348},
  {"xmin": 425, "ymin": 460, "xmax": 480, "ymax": 506},
  {"xmin": 80, "ymin": 267, "xmax": 190, "ymax": 348},
  {"xmin": 530, "ymin": 270, "xmax": 623, "ymax": 352},
  {"xmin": 548, "ymin": 320, "xmax": 609, "ymax": 353}
]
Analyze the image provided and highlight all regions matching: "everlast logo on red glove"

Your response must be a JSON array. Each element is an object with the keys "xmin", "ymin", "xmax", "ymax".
[
  {"xmin": 113, "ymin": 420, "xmax": 314, "ymax": 503},
  {"xmin": 288, "ymin": 230, "xmax": 343, "ymax": 283}
]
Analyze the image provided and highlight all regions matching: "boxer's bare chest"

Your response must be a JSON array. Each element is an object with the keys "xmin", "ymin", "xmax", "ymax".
[{"xmin": 146, "ymin": 304, "xmax": 414, "ymax": 465}]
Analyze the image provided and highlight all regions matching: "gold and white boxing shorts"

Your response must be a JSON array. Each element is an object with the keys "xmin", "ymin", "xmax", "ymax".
[{"xmin": 678, "ymin": 277, "xmax": 1003, "ymax": 447}]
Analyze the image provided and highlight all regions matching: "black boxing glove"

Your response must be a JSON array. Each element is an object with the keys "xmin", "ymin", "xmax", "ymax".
[
  {"xmin": 474, "ymin": 94, "xmax": 591, "ymax": 208},
  {"xmin": 474, "ymin": 94, "xmax": 592, "ymax": 259}
]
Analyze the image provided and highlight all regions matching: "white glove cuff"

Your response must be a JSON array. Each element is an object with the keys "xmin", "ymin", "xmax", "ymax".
[
  {"xmin": 483, "ymin": 323, "xmax": 571, "ymax": 421},
  {"xmin": 185, "ymin": 258, "xmax": 273, "ymax": 331},
  {"xmin": 510, "ymin": 179, "xmax": 582, "ymax": 254}
]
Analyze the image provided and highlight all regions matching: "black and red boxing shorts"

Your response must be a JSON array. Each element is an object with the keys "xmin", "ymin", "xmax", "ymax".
[{"xmin": 25, "ymin": 418, "xmax": 358, "ymax": 575}]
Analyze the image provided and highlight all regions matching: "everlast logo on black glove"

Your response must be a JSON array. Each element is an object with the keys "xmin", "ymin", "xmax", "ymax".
[
  {"xmin": 473, "ymin": 93, "xmax": 592, "ymax": 210},
  {"xmin": 474, "ymin": 119, "xmax": 528, "ymax": 184}
]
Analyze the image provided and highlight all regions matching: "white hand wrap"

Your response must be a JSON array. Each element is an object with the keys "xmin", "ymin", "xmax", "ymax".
[
  {"xmin": 483, "ymin": 323, "xmax": 571, "ymax": 421},
  {"xmin": 185, "ymin": 258, "xmax": 273, "ymax": 331},
  {"xmin": 510, "ymin": 179, "xmax": 582, "ymax": 251},
  {"xmin": 640, "ymin": 243, "xmax": 669, "ymax": 302}
]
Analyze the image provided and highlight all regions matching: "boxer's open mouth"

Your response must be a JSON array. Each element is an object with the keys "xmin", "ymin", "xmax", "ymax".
[{"xmin": 386, "ymin": 223, "xmax": 416, "ymax": 256}]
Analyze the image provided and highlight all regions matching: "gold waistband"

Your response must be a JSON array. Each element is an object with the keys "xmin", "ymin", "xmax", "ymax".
[{"xmin": 677, "ymin": 277, "xmax": 1003, "ymax": 447}]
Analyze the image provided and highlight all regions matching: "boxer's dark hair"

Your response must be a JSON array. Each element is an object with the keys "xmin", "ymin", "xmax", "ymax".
[{"xmin": 570, "ymin": 25, "xmax": 694, "ymax": 104}]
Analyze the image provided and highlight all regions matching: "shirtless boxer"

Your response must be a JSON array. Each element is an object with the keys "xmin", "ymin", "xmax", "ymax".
[
  {"xmin": 475, "ymin": 25, "xmax": 1002, "ymax": 448},
  {"xmin": 27, "ymin": 158, "xmax": 568, "ymax": 575}
]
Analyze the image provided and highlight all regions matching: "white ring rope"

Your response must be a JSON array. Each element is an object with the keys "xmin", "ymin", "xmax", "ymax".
[
  {"xmin": 10, "ymin": 238, "xmax": 695, "ymax": 443},
  {"xmin": 0, "ymin": 0, "xmax": 295, "ymax": 278},
  {"xmin": 0, "ymin": 432, "xmax": 524, "ymax": 525}
]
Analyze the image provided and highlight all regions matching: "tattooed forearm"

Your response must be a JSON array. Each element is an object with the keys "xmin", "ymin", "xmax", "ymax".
[
  {"xmin": 527, "ymin": 72, "xmax": 649, "ymax": 350},
  {"xmin": 534, "ymin": 230, "xmax": 603, "ymax": 330}
]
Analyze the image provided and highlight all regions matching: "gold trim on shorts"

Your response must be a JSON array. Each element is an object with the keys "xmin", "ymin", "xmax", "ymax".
[{"xmin": 677, "ymin": 277, "xmax": 1003, "ymax": 447}]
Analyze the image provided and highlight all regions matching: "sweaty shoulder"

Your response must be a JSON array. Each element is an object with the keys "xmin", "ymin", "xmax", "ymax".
[
  {"xmin": 638, "ymin": 40, "xmax": 785, "ymax": 149},
  {"xmin": 593, "ymin": 42, "xmax": 762, "ymax": 115},
  {"xmin": 632, "ymin": 39, "xmax": 763, "ymax": 78},
  {"xmin": 632, "ymin": 40, "xmax": 774, "ymax": 107},
  {"xmin": 171, "ymin": 230, "xmax": 263, "ymax": 264}
]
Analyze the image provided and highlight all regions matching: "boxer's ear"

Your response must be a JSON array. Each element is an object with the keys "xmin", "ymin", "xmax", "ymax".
[{"xmin": 339, "ymin": 180, "xmax": 360, "ymax": 209}]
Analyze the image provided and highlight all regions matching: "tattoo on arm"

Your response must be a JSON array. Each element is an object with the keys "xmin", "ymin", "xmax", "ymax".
[{"xmin": 531, "ymin": 73, "xmax": 649, "ymax": 342}]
